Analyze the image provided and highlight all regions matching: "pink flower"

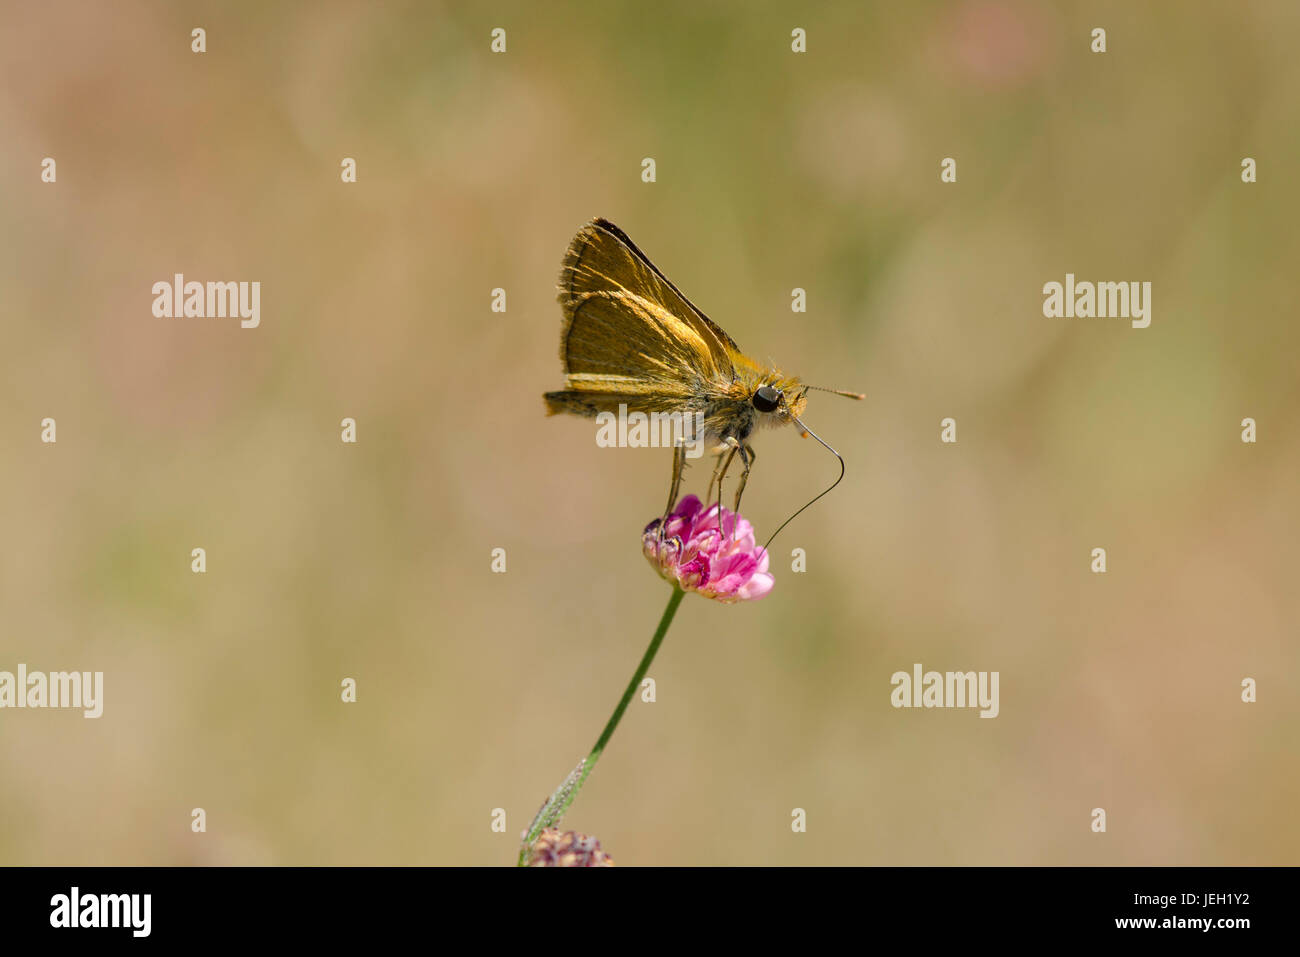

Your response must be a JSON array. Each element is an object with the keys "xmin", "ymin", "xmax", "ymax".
[
  {"xmin": 526, "ymin": 828, "xmax": 615, "ymax": 867},
  {"xmin": 642, "ymin": 495, "xmax": 774, "ymax": 603}
]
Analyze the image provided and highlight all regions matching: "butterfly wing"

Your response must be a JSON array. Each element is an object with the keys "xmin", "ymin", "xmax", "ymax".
[{"xmin": 554, "ymin": 219, "xmax": 739, "ymax": 407}]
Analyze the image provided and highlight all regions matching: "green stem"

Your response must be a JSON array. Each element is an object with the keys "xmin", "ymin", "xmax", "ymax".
[
  {"xmin": 518, "ymin": 584, "xmax": 686, "ymax": 864},
  {"xmin": 583, "ymin": 583, "xmax": 685, "ymax": 776}
]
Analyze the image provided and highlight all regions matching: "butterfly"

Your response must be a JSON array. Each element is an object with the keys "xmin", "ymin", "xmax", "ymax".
[{"xmin": 544, "ymin": 218, "xmax": 862, "ymax": 541}]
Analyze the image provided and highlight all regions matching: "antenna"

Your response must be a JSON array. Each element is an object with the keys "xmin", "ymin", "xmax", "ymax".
[{"xmin": 804, "ymin": 385, "xmax": 866, "ymax": 400}]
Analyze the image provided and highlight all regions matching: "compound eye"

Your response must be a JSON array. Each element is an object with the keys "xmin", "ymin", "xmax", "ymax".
[{"xmin": 752, "ymin": 385, "xmax": 781, "ymax": 413}]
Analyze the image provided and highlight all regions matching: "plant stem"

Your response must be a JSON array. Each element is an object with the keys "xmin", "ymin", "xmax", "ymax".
[
  {"xmin": 584, "ymin": 583, "xmax": 685, "ymax": 776},
  {"xmin": 518, "ymin": 584, "xmax": 686, "ymax": 864}
]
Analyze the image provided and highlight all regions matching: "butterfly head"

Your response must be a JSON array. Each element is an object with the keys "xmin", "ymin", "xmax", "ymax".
[{"xmin": 750, "ymin": 378, "xmax": 807, "ymax": 424}]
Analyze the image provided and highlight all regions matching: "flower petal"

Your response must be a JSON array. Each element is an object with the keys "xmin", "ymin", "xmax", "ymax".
[{"xmin": 642, "ymin": 496, "xmax": 774, "ymax": 602}]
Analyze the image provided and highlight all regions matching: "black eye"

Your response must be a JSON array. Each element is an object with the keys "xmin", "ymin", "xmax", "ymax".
[{"xmin": 752, "ymin": 385, "xmax": 781, "ymax": 413}]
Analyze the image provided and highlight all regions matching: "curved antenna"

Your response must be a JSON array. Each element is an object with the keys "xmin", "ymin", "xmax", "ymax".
[{"xmin": 761, "ymin": 414, "xmax": 847, "ymax": 554}]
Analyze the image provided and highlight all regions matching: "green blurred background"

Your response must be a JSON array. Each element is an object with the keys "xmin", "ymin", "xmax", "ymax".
[{"xmin": 1, "ymin": 1, "xmax": 1296, "ymax": 865}]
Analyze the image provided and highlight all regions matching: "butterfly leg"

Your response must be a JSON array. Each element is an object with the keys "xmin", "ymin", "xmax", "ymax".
[
  {"xmin": 712, "ymin": 437, "xmax": 742, "ymax": 535},
  {"xmin": 732, "ymin": 443, "xmax": 757, "ymax": 519},
  {"xmin": 656, "ymin": 439, "xmax": 688, "ymax": 541},
  {"xmin": 706, "ymin": 445, "xmax": 729, "ymax": 508}
]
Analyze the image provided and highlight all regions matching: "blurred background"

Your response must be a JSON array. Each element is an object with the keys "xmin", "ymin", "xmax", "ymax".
[{"xmin": 0, "ymin": 0, "xmax": 1296, "ymax": 865}]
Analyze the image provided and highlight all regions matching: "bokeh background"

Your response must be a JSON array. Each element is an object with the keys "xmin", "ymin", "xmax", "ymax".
[{"xmin": 1, "ymin": 0, "xmax": 1296, "ymax": 866}]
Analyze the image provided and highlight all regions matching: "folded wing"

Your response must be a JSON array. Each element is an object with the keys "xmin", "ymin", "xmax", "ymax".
[{"xmin": 556, "ymin": 219, "xmax": 739, "ymax": 398}]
